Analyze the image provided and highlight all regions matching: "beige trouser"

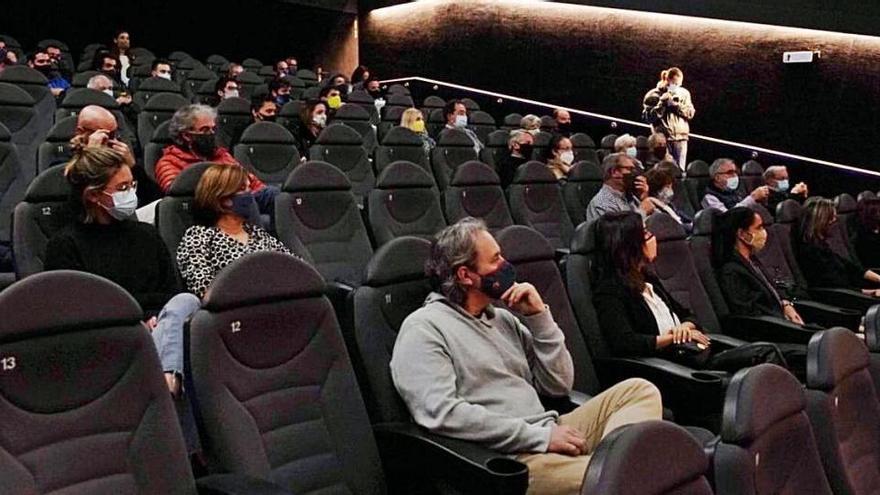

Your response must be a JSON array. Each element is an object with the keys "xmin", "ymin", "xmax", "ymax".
[{"xmin": 516, "ymin": 378, "xmax": 663, "ymax": 495}]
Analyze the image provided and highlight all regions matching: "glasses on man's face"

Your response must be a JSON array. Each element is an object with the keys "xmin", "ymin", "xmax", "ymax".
[{"xmin": 107, "ymin": 181, "xmax": 137, "ymax": 193}]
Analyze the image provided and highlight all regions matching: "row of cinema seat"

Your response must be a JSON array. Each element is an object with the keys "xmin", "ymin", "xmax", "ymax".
[{"xmin": 2, "ymin": 238, "xmax": 879, "ymax": 493}]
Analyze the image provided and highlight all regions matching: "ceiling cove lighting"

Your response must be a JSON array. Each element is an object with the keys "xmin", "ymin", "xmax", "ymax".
[{"xmin": 368, "ymin": 0, "xmax": 880, "ymax": 44}]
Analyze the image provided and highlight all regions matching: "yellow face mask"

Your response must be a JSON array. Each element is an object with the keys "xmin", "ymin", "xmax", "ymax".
[
  {"xmin": 327, "ymin": 95, "xmax": 342, "ymax": 109},
  {"xmin": 411, "ymin": 120, "xmax": 426, "ymax": 133}
]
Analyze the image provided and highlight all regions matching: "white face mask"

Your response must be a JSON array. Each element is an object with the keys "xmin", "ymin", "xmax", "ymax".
[
  {"xmin": 224, "ymin": 89, "xmax": 239, "ymax": 99},
  {"xmin": 157, "ymin": 72, "xmax": 172, "ymax": 81},
  {"xmin": 313, "ymin": 113, "xmax": 327, "ymax": 127},
  {"xmin": 102, "ymin": 189, "xmax": 138, "ymax": 220},
  {"xmin": 560, "ymin": 151, "xmax": 574, "ymax": 165},
  {"xmin": 667, "ymin": 84, "xmax": 680, "ymax": 92},
  {"xmin": 102, "ymin": 88, "xmax": 114, "ymax": 98}
]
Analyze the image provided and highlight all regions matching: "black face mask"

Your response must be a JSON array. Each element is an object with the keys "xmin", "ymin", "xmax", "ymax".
[
  {"xmin": 556, "ymin": 122, "xmax": 572, "ymax": 136},
  {"xmin": 259, "ymin": 114, "xmax": 277, "ymax": 123},
  {"xmin": 517, "ymin": 143, "xmax": 534, "ymax": 159},
  {"xmin": 189, "ymin": 132, "xmax": 217, "ymax": 158},
  {"xmin": 652, "ymin": 147, "xmax": 667, "ymax": 158},
  {"xmin": 478, "ymin": 261, "xmax": 517, "ymax": 299},
  {"xmin": 367, "ymin": 89, "xmax": 382, "ymax": 99}
]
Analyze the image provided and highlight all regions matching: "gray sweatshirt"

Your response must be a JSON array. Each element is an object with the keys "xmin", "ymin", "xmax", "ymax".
[{"xmin": 390, "ymin": 292, "xmax": 574, "ymax": 454}]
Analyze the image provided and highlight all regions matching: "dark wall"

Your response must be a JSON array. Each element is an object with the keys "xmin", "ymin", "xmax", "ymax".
[{"xmin": 361, "ymin": 0, "xmax": 880, "ymax": 172}]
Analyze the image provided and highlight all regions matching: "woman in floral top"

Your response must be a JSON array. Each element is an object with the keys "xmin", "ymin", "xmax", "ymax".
[{"xmin": 177, "ymin": 163, "xmax": 293, "ymax": 298}]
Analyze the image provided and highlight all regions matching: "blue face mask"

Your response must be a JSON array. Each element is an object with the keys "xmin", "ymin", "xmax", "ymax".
[
  {"xmin": 478, "ymin": 261, "xmax": 517, "ymax": 299},
  {"xmin": 726, "ymin": 176, "xmax": 740, "ymax": 191},
  {"xmin": 102, "ymin": 188, "xmax": 138, "ymax": 220},
  {"xmin": 774, "ymin": 179, "xmax": 790, "ymax": 193},
  {"xmin": 230, "ymin": 192, "xmax": 257, "ymax": 220},
  {"xmin": 626, "ymin": 147, "xmax": 638, "ymax": 158}
]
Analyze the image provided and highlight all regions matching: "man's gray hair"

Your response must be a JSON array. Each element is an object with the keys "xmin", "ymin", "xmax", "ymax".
[
  {"xmin": 86, "ymin": 74, "xmax": 112, "ymax": 90},
  {"xmin": 601, "ymin": 152, "xmax": 635, "ymax": 180},
  {"xmin": 169, "ymin": 104, "xmax": 217, "ymax": 145},
  {"xmin": 613, "ymin": 133, "xmax": 636, "ymax": 152},
  {"xmin": 426, "ymin": 217, "xmax": 489, "ymax": 306},
  {"xmin": 508, "ymin": 129, "xmax": 529, "ymax": 147},
  {"xmin": 520, "ymin": 114, "xmax": 541, "ymax": 131},
  {"xmin": 763, "ymin": 165, "xmax": 787, "ymax": 182},
  {"xmin": 709, "ymin": 158, "xmax": 735, "ymax": 178}
]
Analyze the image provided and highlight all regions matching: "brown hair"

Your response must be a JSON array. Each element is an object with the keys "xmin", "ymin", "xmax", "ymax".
[
  {"xmin": 858, "ymin": 198, "xmax": 880, "ymax": 232},
  {"xmin": 193, "ymin": 163, "xmax": 249, "ymax": 226},
  {"xmin": 64, "ymin": 147, "xmax": 130, "ymax": 223},
  {"xmin": 799, "ymin": 197, "xmax": 837, "ymax": 245},
  {"xmin": 661, "ymin": 67, "xmax": 683, "ymax": 82},
  {"xmin": 645, "ymin": 167, "xmax": 674, "ymax": 198}
]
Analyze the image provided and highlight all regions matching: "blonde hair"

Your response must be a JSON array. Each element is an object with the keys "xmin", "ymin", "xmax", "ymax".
[
  {"xmin": 613, "ymin": 134, "xmax": 637, "ymax": 152},
  {"xmin": 660, "ymin": 67, "xmax": 684, "ymax": 82},
  {"xmin": 400, "ymin": 108, "xmax": 424, "ymax": 131},
  {"xmin": 800, "ymin": 197, "xmax": 838, "ymax": 245},
  {"xmin": 64, "ymin": 147, "xmax": 130, "ymax": 223},
  {"xmin": 194, "ymin": 163, "xmax": 250, "ymax": 225}
]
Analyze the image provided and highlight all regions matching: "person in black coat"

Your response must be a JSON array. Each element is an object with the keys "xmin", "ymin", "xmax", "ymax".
[{"xmin": 853, "ymin": 198, "xmax": 880, "ymax": 269}]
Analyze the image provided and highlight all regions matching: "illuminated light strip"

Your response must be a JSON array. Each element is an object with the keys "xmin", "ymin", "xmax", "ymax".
[{"xmin": 382, "ymin": 76, "xmax": 880, "ymax": 177}]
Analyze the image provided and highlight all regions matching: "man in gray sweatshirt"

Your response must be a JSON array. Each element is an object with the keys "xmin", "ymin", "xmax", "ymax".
[{"xmin": 390, "ymin": 218, "xmax": 663, "ymax": 494}]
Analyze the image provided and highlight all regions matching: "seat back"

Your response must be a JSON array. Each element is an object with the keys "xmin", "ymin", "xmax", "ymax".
[
  {"xmin": 420, "ymin": 95, "xmax": 445, "ymax": 121},
  {"xmin": 688, "ymin": 208, "xmax": 733, "ymax": 319},
  {"xmin": 561, "ymin": 160, "xmax": 603, "ymax": 227},
  {"xmin": 276, "ymin": 161, "xmax": 373, "ymax": 285},
  {"xmin": 570, "ymin": 133, "xmax": 597, "ymax": 158},
  {"xmin": 195, "ymin": 78, "xmax": 219, "ymax": 105},
  {"xmin": 215, "ymin": 96, "xmax": 251, "ymax": 149},
  {"xmin": 333, "ymin": 103, "xmax": 377, "ymax": 152},
  {"xmin": 11, "ymin": 166, "xmax": 75, "ymax": 278},
  {"xmin": 530, "ymin": 130, "xmax": 553, "ymax": 162},
  {"xmin": 0, "ymin": 82, "xmax": 40, "ymax": 182},
  {"xmin": 235, "ymin": 70, "xmax": 263, "ymax": 99},
  {"xmin": 155, "ymin": 162, "xmax": 212, "ymax": 259},
  {"xmin": 444, "ymin": 161, "xmax": 513, "ymax": 232},
  {"xmin": 500, "ymin": 113, "xmax": 523, "ymax": 131},
  {"xmin": 469, "ymin": 110, "xmax": 496, "ymax": 143},
  {"xmin": 295, "ymin": 69, "xmax": 319, "ymax": 87},
  {"xmin": 805, "ymin": 328, "xmax": 880, "ymax": 495},
  {"xmin": 496, "ymin": 225, "xmax": 599, "ymax": 394},
  {"xmin": 431, "ymin": 128, "xmax": 480, "ymax": 191},
  {"xmin": 232, "ymin": 122, "xmax": 300, "ymax": 186},
  {"xmin": 741, "ymin": 160, "xmax": 764, "ymax": 194},
  {"xmin": 309, "ymin": 123, "xmax": 376, "ymax": 199},
  {"xmin": 188, "ymin": 252, "xmax": 385, "ymax": 493},
  {"xmin": 345, "ymin": 90, "xmax": 379, "ymax": 124},
  {"xmin": 386, "ymin": 83, "xmax": 410, "ymax": 96},
  {"xmin": 483, "ymin": 128, "xmax": 510, "ymax": 170},
  {"xmin": 685, "ymin": 160, "xmax": 710, "ymax": 212},
  {"xmin": 0, "ymin": 271, "xmax": 197, "ymax": 494},
  {"xmin": 132, "ymin": 76, "xmax": 183, "ymax": 110},
  {"xmin": 0, "ymin": 66, "xmax": 54, "ymax": 148},
  {"xmin": 647, "ymin": 212, "xmax": 722, "ymax": 333},
  {"xmin": 507, "ymin": 161, "xmax": 573, "ymax": 250},
  {"xmin": 145, "ymin": 120, "xmax": 173, "ymax": 181},
  {"xmin": 715, "ymin": 364, "xmax": 832, "ymax": 495},
  {"xmin": 833, "ymin": 193, "xmax": 859, "ymax": 258},
  {"xmin": 56, "ymin": 88, "xmax": 135, "ymax": 149},
  {"xmin": 136, "ymin": 92, "xmax": 189, "ymax": 152},
  {"xmin": 352, "ymin": 236, "xmax": 433, "ymax": 423},
  {"xmin": 37, "ymin": 116, "xmax": 77, "ymax": 173},
  {"xmin": 375, "ymin": 126, "xmax": 430, "ymax": 174},
  {"xmin": 71, "ymin": 70, "xmax": 100, "ymax": 89},
  {"xmin": 0, "ymin": 122, "xmax": 27, "ymax": 245},
  {"xmin": 368, "ymin": 160, "xmax": 446, "ymax": 246},
  {"xmin": 565, "ymin": 222, "xmax": 611, "ymax": 358},
  {"xmin": 460, "ymin": 98, "xmax": 480, "ymax": 111},
  {"xmin": 377, "ymin": 106, "xmax": 406, "ymax": 143},
  {"xmin": 183, "ymin": 65, "xmax": 216, "ymax": 99},
  {"xmin": 584, "ymin": 421, "xmax": 713, "ymax": 495},
  {"xmin": 751, "ymin": 204, "xmax": 810, "ymax": 298}
]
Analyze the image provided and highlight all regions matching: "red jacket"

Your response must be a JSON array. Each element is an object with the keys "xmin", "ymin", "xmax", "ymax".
[{"xmin": 154, "ymin": 144, "xmax": 265, "ymax": 194}]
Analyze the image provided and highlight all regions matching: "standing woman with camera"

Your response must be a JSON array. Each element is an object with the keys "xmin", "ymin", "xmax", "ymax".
[{"xmin": 642, "ymin": 67, "xmax": 695, "ymax": 171}]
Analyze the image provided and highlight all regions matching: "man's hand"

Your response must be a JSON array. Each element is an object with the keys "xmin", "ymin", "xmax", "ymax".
[
  {"xmin": 640, "ymin": 197, "xmax": 656, "ymax": 216},
  {"xmin": 501, "ymin": 282, "xmax": 545, "ymax": 316},
  {"xmin": 547, "ymin": 424, "xmax": 586, "ymax": 456},
  {"xmin": 792, "ymin": 182, "xmax": 808, "ymax": 196},
  {"xmin": 50, "ymin": 87, "xmax": 63, "ymax": 97},
  {"xmin": 116, "ymin": 94, "xmax": 132, "ymax": 106},
  {"xmin": 751, "ymin": 186, "xmax": 770, "ymax": 203},
  {"xmin": 633, "ymin": 175, "xmax": 649, "ymax": 200},
  {"xmin": 783, "ymin": 304, "xmax": 805, "ymax": 325},
  {"xmin": 108, "ymin": 138, "xmax": 135, "ymax": 167}
]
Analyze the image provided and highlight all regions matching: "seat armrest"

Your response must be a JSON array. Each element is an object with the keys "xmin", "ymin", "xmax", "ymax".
[
  {"xmin": 554, "ymin": 248, "xmax": 570, "ymax": 266},
  {"xmin": 373, "ymin": 422, "xmax": 529, "ymax": 495},
  {"xmin": 705, "ymin": 333, "xmax": 748, "ymax": 349},
  {"xmin": 196, "ymin": 474, "xmax": 294, "ymax": 495},
  {"xmin": 794, "ymin": 299, "xmax": 862, "ymax": 330},
  {"xmin": 808, "ymin": 287, "xmax": 878, "ymax": 312},
  {"xmin": 567, "ymin": 390, "xmax": 591, "ymax": 406},
  {"xmin": 721, "ymin": 315, "xmax": 816, "ymax": 344}
]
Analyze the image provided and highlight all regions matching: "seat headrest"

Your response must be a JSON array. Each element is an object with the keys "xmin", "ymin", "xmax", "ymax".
[
  {"xmin": 60, "ymin": 88, "xmax": 118, "ymax": 109},
  {"xmin": 188, "ymin": 66, "xmax": 216, "ymax": 81},
  {"xmin": 487, "ymin": 129, "xmax": 510, "ymax": 146},
  {"xmin": 150, "ymin": 120, "xmax": 172, "ymax": 143},
  {"xmin": 381, "ymin": 106, "xmax": 406, "ymax": 122},
  {"xmin": 496, "ymin": 225, "xmax": 554, "ymax": 263},
  {"xmin": 387, "ymin": 84, "xmax": 410, "ymax": 95},
  {"xmin": 202, "ymin": 251, "xmax": 324, "ymax": 311},
  {"xmin": 807, "ymin": 327, "xmax": 870, "ymax": 390},
  {"xmin": 386, "ymin": 94, "xmax": 414, "ymax": 106},
  {"xmin": 282, "ymin": 160, "xmax": 351, "ymax": 192},
  {"xmin": 365, "ymin": 236, "xmax": 432, "ymax": 286},
  {"xmin": 24, "ymin": 165, "xmax": 71, "ymax": 201},
  {"xmin": 376, "ymin": 160, "xmax": 435, "ymax": 189},
  {"xmin": 469, "ymin": 110, "xmax": 495, "ymax": 125},
  {"xmin": 381, "ymin": 126, "xmax": 423, "ymax": 146},
  {"xmin": 239, "ymin": 121, "xmax": 295, "ymax": 144},
  {"xmin": 0, "ymin": 121, "xmax": 11, "ymax": 141},
  {"xmin": 0, "ymin": 81, "xmax": 35, "ymax": 106},
  {"xmin": 438, "ymin": 128, "xmax": 475, "ymax": 146},
  {"xmin": 450, "ymin": 161, "xmax": 500, "ymax": 186},
  {"xmin": 532, "ymin": 131, "xmax": 553, "ymax": 147},
  {"xmin": 206, "ymin": 54, "xmax": 228, "ymax": 63},
  {"xmin": 137, "ymin": 77, "xmax": 182, "ymax": 93},
  {"xmin": 751, "ymin": 202, "xmax": 774, "ymax": 226},
  {"xmin": 686, "ymin": 160, "xmax": 709, "ymax": 178},
  {"xmin": 721, "ymin": 364, "xmax": 805, "ymax": 444},
  {"xmin": 216, "ymin": 96, "xmax": 250, "ymax": 114},
  {"xmin": 278, "ymin": 100, "xmax": 304, "ymax": 117},
  {"xmin": 333, "ymin": 103, "xmax": 370, "ymax": 121},
  {"xmin": 236, "ymin": 71, "xmax": 263, "ymax": 84},
  {"xmin": 71, "ymin": 71, "xmax": 100, "ymax": 86},
  {"xmin": 316, "ymin": 123, "xmax": 363, "ymax": 145},
  {"xmin": 142, "ymin": 92, "xmax": 189, "ymax": 112},
  {"xmin": 280, "ymin": 75, "xmax": 305, "ymax": 88},
  {"xmin": 168, "ymin": 162, "xmax": 213, "ymax": 196},
  {"xmin": 513, "ymin": 161, "xmax": 557, "ymax": 184},
  {"xmin": 570, "ymin": 220, "xmax": 598, "ymax": 254},
  {"xmin": 295, "ymin": 69, "xmax": 317, "ymax": 80},
  {"xmin": 0, "ymin": 65, "xmax": 48, "ymax": 85},
  {"xmin": 45, "ymin": 116, "xmax": 78, "ymax": 141},
  {"xmin": 0, "ymin": 271, "xmax": 142, "ymax": 339},
  {"xmin": 646, "ymin": 211, "xmax": 687, "ymax": 241},
  {"xmin": 834, "ymin": 193, "xmax": 857, "ymax": 214},
  {"xmin": 568, "ymin": 161, "xmax": 603, "ymax": 181},
  {"xmin": 503, "ymin": 113, "xmax": 523, "ymax": 126},
  {"xmin": 775, "ymin": 199, "xmax": 803, "ymax": 224},
  {"xmin": 570, "ymin": 133, "xmax": 596, "ymax": 148},
  {"xmin": 600, "ymin": 134, "xmax": 617, "ymax": 148},
  {"xmin": 423, "ymin": 95, "xmax": 445, "ymax": 107},
  {"xmin": 345, "ymin": 90, "xmax": 373, "ymax": 104},
  {"xmin": 741, "ymin": 160, "xmax": 764, "ymax": 176},
  {"xmin": 692, "ymin": 208, "xmax": 721, "ymax": 236}
]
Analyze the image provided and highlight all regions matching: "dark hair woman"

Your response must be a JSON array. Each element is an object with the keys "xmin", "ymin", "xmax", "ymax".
[{"xmin": 853, "ymin": 198, "xmax": 880, "ymax": 268}]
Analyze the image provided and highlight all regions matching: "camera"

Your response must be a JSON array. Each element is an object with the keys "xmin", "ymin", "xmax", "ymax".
[{"xmin": 671, "ymin": 95, "xmax": 681, "ymax": 104}]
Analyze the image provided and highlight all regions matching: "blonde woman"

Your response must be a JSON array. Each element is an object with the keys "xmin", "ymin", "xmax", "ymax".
[{"xmin": 401, "ymin": 107, "xmax": 435, "ymax": 156}]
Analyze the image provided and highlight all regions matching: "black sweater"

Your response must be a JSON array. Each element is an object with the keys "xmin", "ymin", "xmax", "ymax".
[
  {"xmin": 718, "ymin": 254, "xmax": 788, "ymax": 318},
  {"xmin": 796, "ymin": 240, "xmax": 866, "ymax": 289},
  {"xmin": 45, "ymin": 221, "xmax": 180, "ymax": 316},
  {"xmin": 592, "ymin": 273, "xmax": 698, "ymax": 357}
]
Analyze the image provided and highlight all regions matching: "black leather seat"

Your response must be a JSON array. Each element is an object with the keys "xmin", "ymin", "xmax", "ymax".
[
  {"xmin": 136, "ymin": 92, "xmax": 189, "ymax": 152},
  {"xmin": 333, "ymin": 103, "xmax": 378, "ymax": 152},
  {"xmin": 443, "ymin": 161, "xmax": 513, "ymax": 232},
  {"xmin": 483, "ymin": 128, "xmax": 510, "ymax": 171},
  {"xmin": 232, "ymin": 121, "xmax": 301, "ymax": 187},
  {"xmin": 431, "ymin": 128, "xmax": 480, "ymax": 191},
  {"xmin": 216, "ymin": 96, "xmax": 252, "ymax": 149},
  {"xmin": 684, "ymin": 160, "xmax": 710, "ymax": 212},
  {"xmin": 11, "ymin": 166, "xmax": 74, "ymax": 278},
  {"xmin": 374, "ymin": 126, "xmax": 430, "ymax": 174},
  {"xmin": 561, "ymin": 160, "xmax": 603, "ymax": 227},
  {"xmin": 0, "ymin": 122, "xmax": 26, "ymax": 255},
  {"xmin": 570, "ymin": 133, "xmax": 598, "ymax": 165},
  {"xmin": 0, "ymin": 81, "xmax": 41, "ymax": 182},
  {"xmin": 154, "ymin": 162, "xmax": 212, "ymax": 259},
  {"xmin": 507, "ymin": 161, "xmax": 573, "ymax": 250},
  {"xmin": 367, "ymin": 160, "xmax": 446, "ymax": 246},
  {"xmin": 0, "ymin": 65, "xmax": 54, "ymax": 150},
  {"xmin": 309, "ymin": 123, "xmax": 376, "ymax": 200},
  {"xmin": 740, "ymin": 159, "xmax": 764, "ymax": 193},
  {"xmin": 36, "ymin": 116, "xmax": 77, "ymax": 173},
  {"xmin": 469, "ymin": 110, "xmax": 496, "ymax": 143}
]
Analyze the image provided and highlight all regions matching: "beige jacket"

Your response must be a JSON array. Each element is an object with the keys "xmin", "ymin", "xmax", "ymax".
[{"xmin": 642, "ymin": 84, "xmax": 695, "ymax": 141}]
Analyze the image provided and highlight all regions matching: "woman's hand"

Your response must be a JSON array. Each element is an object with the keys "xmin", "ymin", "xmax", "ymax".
[{"xmin": 783, "ymin": 304, "xmax": 805, "ymax": 325}]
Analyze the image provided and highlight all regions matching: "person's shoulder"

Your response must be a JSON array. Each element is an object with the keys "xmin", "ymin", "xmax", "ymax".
[
  {"xmin": 181, "ymin": 224, "xmax": 215, "ymax": 241},
  {"xmin": 47, "ymin": 222, "xmax": 81, "ymax": 244},
  {"xmin": 593, "ymin": 274, "xmax": 628, "ymax": 297}
]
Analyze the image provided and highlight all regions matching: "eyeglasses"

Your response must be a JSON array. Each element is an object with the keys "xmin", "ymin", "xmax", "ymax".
[{"xmin": 107, "ymin": 181, "xmax": 137, "ymax": 193}]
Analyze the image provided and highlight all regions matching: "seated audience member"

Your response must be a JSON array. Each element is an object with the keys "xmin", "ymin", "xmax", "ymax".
[
  {"xmin": 701, "ymin": 158, "xmax": 769, "ymax": 212},
  {"xmin": 0, "ymin": 42, "xmax": 17, "ymax": 72},
  {"xmin": 593, "ymin": 211, "xmax": 781, "ymax": 371},
  {"xmin": 853, "ymin": 198, "xmax": 880, "ymax": 268},
  {"xmin": 251, "ymin": 96, "xmax": 277, "ymax": 123},
  {"xmin": 364, "ymin": 75, "xmax": 383, "ymax": 100},
  {"xmin": 390, "ymin": 217, "xmax": 663, "ymax": 494},
  {"xmin": 155, "ymin": 104, "xmax": 276, "ymax": 218},
  {"xmin": 319, "ymin": 85, "xmax": 345, "ymax": 117},
  {"xmin": 226, "ymin": 63, "xmax": 244, "ymax": 79},
  {"xmin": 325, "ymin": 73, "xmax": 349, "ymax": 93},
  {"xmin": 763, "ymin": 165, "xmax": 809, "ymax": 213},
  {"xmin": 552, "ymin": 108, "xmax": 572, "ymax": 136},
  {"xmin": 212, "ymin": 76, "xmax": 240, "ymax": 106},
  {"xmin": 520, "ymin": 114, "xmax": 541, "ymax": 135},
  {"xmin": 585, "ymin": 153, "xmax": 654, "ymax": 225},
  {"xmin": 94, "ymin": 51, "xmax": 124, "ymax": 87},
  {"xmin": 87, "ymin": 74, "xmax": 132, "ymax": 107},
  {"xmin": 795, "ymin": 197, "xmax": 880, "ymax": 296},
  {"xmin": 150, "ymin": 58, "xmax": 173, "ymax": 80},
  {"xmin": 44, "ymin": 43, "xmax": 72, "ymax": 80},
  {"xmin": 350, "ymin": 65, "xmax": 370, "ymax": 89},
  {"xmin": 268, "ymin": 78, "xmax": 292, "ymax": 107},
  {"xmin": 613, "ymin": 134, "xmax": 639, "ymax": 161},
  {"xmin": 645, "ymin": 163, "xmax": 692, "ymax": 233},
  {"xmin": 28, "ymin": 50, "xmax": 69, "ymax": 97},
  {"xmin": 644, "ymin": 133, "xmax": 672, "ymax": 169},
  {"xmin": 500, "ymin": 129, "xmax": 534, "ymax": 188},
  {"xmin": 177, "ymin": 163, "xmax": 293, "ymax": 298},
  {"xmin": 291, "ymin": 99, "xmax": 328, "ymax": 158},
  {"xmin": 285, "ymin": 56, "xmax": 298, "ymax": 73},
  {"xmin": 546, "ymin": 134, "xmax": 574, "ymax": 180},
  {"xmin": 274, "ymin": 59, "xmax": 290, "ymax": 79},
  {"xmin": 45, "ymin": 147, "xmax": 199, "ymax": 395},
  {"xmin": 442, "ymin": 99, "xmax": 484, "ymax": 153},
  {"xmin": 110, "ymin": 30, "xmax": 133, "ymax": 85},
  {"xmin": 401, "ymin": 108, "xmax": 434, "ymax": 157}
]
